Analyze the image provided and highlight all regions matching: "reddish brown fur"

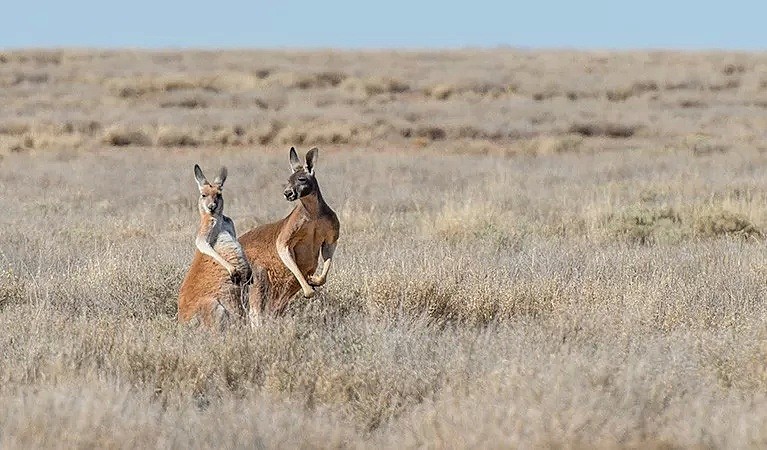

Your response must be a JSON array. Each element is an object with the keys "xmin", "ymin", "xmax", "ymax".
[
  {"xmin": 178, "ymin": 254, "xmax": 248, "ymax": 327},
  {"xmin": 178, "ymin": 165, "xmax": 251, "ymax": 329},
  {"xmin": 240, "ymin": 147, "xmax": 340, "ymax": 317}
]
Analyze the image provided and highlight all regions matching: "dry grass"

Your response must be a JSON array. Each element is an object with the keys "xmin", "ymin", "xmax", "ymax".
[
  {"xmin": 2, "ymin": 49, "xmax": 767, "ymax": 154},
  {"xmin": 2, "ymin": 49, "xmax": 767, "ymax": 448}
]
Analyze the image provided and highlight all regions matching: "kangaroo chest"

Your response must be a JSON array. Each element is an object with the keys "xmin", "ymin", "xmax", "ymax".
[
  {"xmin": 213, "ymin": 230, "xmax": 237, "ymax": 252},
  {"xmin": 290, "ymin": 221, "xmax": 328, "ymax": 275},
  {"xmin": 213, "ymin": 230, "xmax": 249, "ymax": 272}
]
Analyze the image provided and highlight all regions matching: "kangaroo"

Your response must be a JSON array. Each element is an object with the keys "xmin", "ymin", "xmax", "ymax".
[
  {"xmin": 178, "ymin": 165, "xmax": 253, "ymax": 329},
  {"xmin": 240, "ymin": 147, "xmax": 340, "ymax": 320}
]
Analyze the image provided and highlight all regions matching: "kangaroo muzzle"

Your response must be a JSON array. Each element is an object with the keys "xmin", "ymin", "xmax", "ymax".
[{"xmin": 284, "ymin": 188, "xmax": 297, "ymax": 201}]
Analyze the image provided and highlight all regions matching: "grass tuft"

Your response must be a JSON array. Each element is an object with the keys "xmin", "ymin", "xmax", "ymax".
[
  {"xmin": 694, "ymin": 210, "xmax": 762, "ymax": 239},
  {"xmin": 102, "ymin": 126, "xmax": 152, "ymax": 147}
]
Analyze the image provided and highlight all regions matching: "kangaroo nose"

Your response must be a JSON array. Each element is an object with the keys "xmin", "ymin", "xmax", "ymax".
[{"xmin": 284, "ymin": 188, "xmax": 293, "ymax": 198}]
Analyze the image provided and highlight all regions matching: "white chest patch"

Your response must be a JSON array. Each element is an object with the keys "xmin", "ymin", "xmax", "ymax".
[{"xmin": 214, "ymin": 231, "xmax": 240, "ymax": 253}]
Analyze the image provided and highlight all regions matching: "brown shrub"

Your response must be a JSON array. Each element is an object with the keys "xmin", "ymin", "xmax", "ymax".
[
  {"xmin": 425, "ymin": 83, "xmax": 512, "ymax": 101},
  {"xmin": 608, "ymin": 206, "xmax": 684, "ymax": 245},
  {"xmin": 5, "ymin": 50, "xmax": 63, "ymax": 65},
  {"xmin": 7, "ymin": 71, "xmax": 50, "ymax": 86},
  {"xmin": 102, "ymin": 126, "xmax": 152, "ymax": 147},
  {"xmin": 205, "ymin": 72, "xmax": 261, "ymax": 92},
  {"xmin": 270, "ymin": 71, "xmax": 347, "ymax": 90},
  {"xmin": 213, "ymin": 125, "xmax": 247, "ymax": 146},
  {"xmin": 340, "ymin": 76, "xmax": 409, "ymax": 97},
  {"xmin": 159, "ymin": 96, "xmax": 208, "ymax": 109},
  {"xmin": 566, "ymin": 90, "xmax": 590, "ymax": 101},
  {"xmin": 520, "ymin": 135, "xmax": 584, "ymax": 156},
  {"xmin": 708, "ymin": 79, "xmax": 741, "ymax": 91},
  {"xmin": 568, "ymin": 122, "xmax": 640, "ymax": 138},
  {"xmin": 606, "ymin": 89, "xmax": 633, "ymax": 102},
  {"xmin": 452, "ymin": 125, "xmax": 502, "ymax": 141},
  {"xmin": 274, "ymin": 125, "xmax": 307, "ymax": 145},
  {"xmin": 305, "ymin": 122, "xmax": 360, "ymax": 145},
  {"xmin": 253, "ymin": 122, "xmax": 282, "ymax": 145},
  {"xmin": 722, "ymin": 63, "xmax": 746, "ymax": 75},
  {"xmin": 679, "ymin": 99, "xmax": 706, "ymax": 108},
  {"xmin": 425, "ymin": 84, "xmax": 454, "ymax": 100},
  {"xmin": 254, "ymin": 68, "xmax": 272, "ymax": 79},
  {"xmin": 682, "ymin": 135, "xmax": 729, "ymax": 155},
  {"xmin": 109, "ymin": 76, "xmax": 206, "ymax": 98},
  {"xmin": 665, "ymin": 80, "xmax": 702, "ymax": 91},
  {"xmin": 632, "ymin": 80, "xmax": 659, "ymax": 93},
  {"xmin": 694, "ymin": 211, "xmax": 762, "ymax": 238},
  {"xmin": 312, "ymin": 71, "xmax": 348, "ymax": 88},
  {"xmin": 401, "ymin": 126, "xmax": 446, "ymax": 141},
  {"xmin": 62, "ymin": 120, "xmax": 102, "ymax": 136},
  {"xmin": 0, "ymin": 122, "xmax": 31, "ymax": 136},
  {"xmin": 532, "ymin": 88, "xmax": 559, "ymax": 101},
  {"xmin": 606, "ymin": 81, "xmax": 659, "ymax": 101},
  {"xmin": 157, "ymin": 128, "xmax": 200, "ymax": 147},
  {"xmin": 470, "ymin": 82, "xmax": 516, "ymax": 97}
]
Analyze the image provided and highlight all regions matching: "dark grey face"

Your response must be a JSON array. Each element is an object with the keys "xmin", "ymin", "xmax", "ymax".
[{"xmin": 284, "ymin": 169, "xmax": 315, "ymax": 201}]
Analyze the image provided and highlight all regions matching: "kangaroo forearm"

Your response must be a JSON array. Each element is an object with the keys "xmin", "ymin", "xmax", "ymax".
[
  {"xmin": 318, "ymin": 242, "xmax": 336, "ymax": 278},
  {"xmin": 196, "ymin": 237, "xmax": 234, "ymax": 273},
  {"xmin": 277, "ymin": 245, "xmax": 312, "ymax": 292}
]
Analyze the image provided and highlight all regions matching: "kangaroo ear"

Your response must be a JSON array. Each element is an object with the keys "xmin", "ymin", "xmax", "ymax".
[
  {"xmin": 194, "ymin": 164, "xmax": 208, "ymax": 190},
  {"xmin": 214, "ymin": 166, "xmax": 227, "ymax": 186},
  {"xmin": 305, "ymin": 147, "xmax": 318, "ymax": 175},
  {"xmin": 289, "ymin": 147, "xmax": 302, "ymax": 173}
]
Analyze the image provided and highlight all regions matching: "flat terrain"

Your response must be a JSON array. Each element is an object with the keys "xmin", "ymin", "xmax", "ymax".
[{"xmin": 2, "ymin": 49, "xmax": 767, "ymax": 448}]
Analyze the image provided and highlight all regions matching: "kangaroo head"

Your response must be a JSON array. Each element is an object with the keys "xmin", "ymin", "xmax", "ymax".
[
  {"xmin": 284, "ymin": 147, "xmax": 319, "ymax": 202},
  {"xmin": 194, "ymin": 164, "xmax": 227, "ymax": 215}
]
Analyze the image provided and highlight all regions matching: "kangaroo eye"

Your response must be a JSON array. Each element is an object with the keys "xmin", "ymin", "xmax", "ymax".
[
  {"xmin": 201, "ymin": 194, "xmax": 208, "ymax": 198},
  {"xmin": 298, "ymin": 177, "xmax": 308, "ymax": 182}
]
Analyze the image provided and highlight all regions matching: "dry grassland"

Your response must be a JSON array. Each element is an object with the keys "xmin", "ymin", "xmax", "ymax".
[{"xmin": 2, "ymin": 49, "xmax": 767, "ymax": 448}]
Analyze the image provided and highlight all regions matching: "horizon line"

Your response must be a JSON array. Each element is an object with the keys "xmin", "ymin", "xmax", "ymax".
[{"xmin": 2, "ymin": 45, "xmax": 766, "ymax": 53}]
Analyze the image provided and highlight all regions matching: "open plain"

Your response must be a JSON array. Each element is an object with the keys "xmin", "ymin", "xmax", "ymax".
[{"xmin": 2, "ymin": 49, "xmax": 767, "ymax": 447}]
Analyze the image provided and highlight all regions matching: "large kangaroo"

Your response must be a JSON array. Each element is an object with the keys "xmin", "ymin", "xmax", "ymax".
[
  {"xmin": 240, "ymin": 147, "xmax": 340, "ymax": 320},
  {"xmin": 178, "ymin": 165, "xmax": 252, "ymax": 329}
]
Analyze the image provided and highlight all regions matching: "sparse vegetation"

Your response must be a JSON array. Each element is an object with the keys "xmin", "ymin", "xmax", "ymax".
[
  {"xmin": 340, "ymin": 76, "xmax": 409, "ymax": 98},
  {"xmin": 157, "ymin": 127, "xmax": 200, "ymax": 147},
  {"xmin": 606, "ymin": 80, "xmax": 658, "ymax": 101},
  {"xmin": 2, "ymin": 49, "xmax": 767, "ymax": 448},
  {"xmin": 568, "ymin": 122, "xmax": 641, "ymax": 138},
  {"xmin": 694, "ymin": 210, "xmax": 762, "ymax": 238},
  {"xmin": 608, "ymin": 205, "xmax": 684, "ymax": 244},
  {"xmin": 683, "ymin": 134, "xmax": 730, "ymax": 155},
  {"xmin": 519, "ymin": 135, "xmax": 584, "ymax": 155},
  {"xmin": 0, "ymin": 49, "xmax": 766, "ymax": 153},
  {"xmin": 103, "ymin": 126, "xmax": 153, "ymax": 147}
]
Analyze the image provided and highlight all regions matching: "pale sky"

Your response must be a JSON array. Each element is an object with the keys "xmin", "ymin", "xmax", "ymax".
[{"xmin": 2, "ymin": 1, "xmax": 765, "ymax": 49}]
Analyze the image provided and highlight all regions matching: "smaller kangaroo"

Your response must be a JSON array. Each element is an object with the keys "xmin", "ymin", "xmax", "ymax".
[
  {"xmin": 178, "ymin": 165, "xmax": 253, "ymax": 329},
  {"xmin": 241, "ymin": 147, "xmax": 340, "ymax": 319}
]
